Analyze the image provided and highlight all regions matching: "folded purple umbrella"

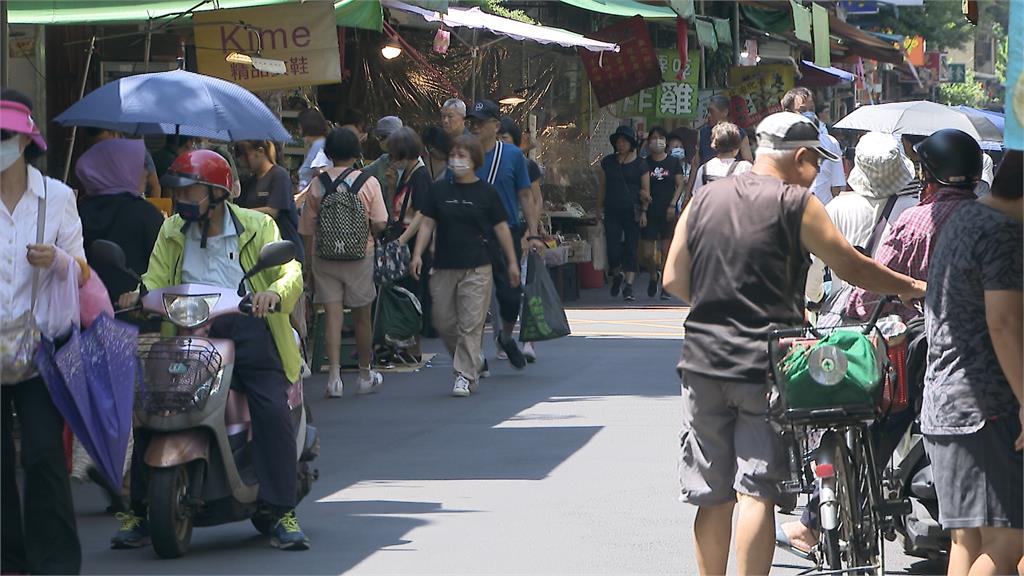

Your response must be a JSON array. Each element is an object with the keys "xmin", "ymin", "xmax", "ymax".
[{"xmin": 36, "ymin": 314, "xmax": 138, "ymax": 490}]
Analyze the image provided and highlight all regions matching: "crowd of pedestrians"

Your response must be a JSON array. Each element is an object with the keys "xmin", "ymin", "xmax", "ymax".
[{"xmin": 1, "ymin": 76, "xmax": 1020, "ymax": 575}]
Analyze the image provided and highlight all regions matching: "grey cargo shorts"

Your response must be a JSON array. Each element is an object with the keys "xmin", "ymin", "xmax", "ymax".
[{"xmin": 678, "ymin": 370, "xmax": 787, "ymax": 506}]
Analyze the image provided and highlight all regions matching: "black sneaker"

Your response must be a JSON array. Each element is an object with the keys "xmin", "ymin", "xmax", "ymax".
[
  {"xmin": 659, "ymin": 291, "xmax": 672, "ymax": 301},
  {"xmin": 610, "ymin": 272, "xmax": 624, "ymax": 297},
  {"xmin": 647, "ymin": 273, "xmax": 660, "ymax": 298},
  {"xmin": 111, "ymin": 511, "xmax": 149, "ymax": 549},
  {"xmin": 497, "ymin": 333, "xmax": 527, "ymax": 369},
  {"xmin": 623, "ymin": 284, "xmax": 635, "ymax": 302},
  {"xmin": 270, "ymin": 510, "xmax": 310, "ymax": 551}
]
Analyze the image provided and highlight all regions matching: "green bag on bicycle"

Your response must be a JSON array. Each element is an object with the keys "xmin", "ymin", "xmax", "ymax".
[{"xmin": 777, "ymin": 329, "xmax": 884, "ymax": 411}]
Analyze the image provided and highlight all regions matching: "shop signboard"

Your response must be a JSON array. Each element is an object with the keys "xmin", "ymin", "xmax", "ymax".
[
  {"xmin": 727, "ymin": 64, "xmax": 795, "ymax": 129},
  {"xmin": 616, "ymin": 49, "xmax": 700, "ymax": 122},
  {"xmin": 194, "ymin": 2, "xmax": 342, "ymax": 91}
]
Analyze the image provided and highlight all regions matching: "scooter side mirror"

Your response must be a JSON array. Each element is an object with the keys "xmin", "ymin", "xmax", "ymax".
[
  {"xmin": 89, "ymin": 239, "xmax": 130, "ymax": 272},
  {"xmin": 237, "ymin": 241, "xmax": 296, "ymax": 297}
]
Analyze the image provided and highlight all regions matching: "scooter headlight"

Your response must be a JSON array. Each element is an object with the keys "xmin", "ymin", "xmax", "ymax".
[{"xmin": 163, "ymin": 294, "xmax": 219, "ymax": 328}]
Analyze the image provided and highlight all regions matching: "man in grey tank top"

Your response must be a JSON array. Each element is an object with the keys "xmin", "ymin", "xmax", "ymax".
[{"xmin": 662, "ymin": 112, "xmax": 926, "ymax": 576}]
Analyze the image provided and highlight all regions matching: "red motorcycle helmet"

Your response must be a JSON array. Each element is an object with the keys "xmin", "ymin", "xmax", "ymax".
[{"xmin": 160, "ymin": 149, "xmax": 233, "ymax": 195}]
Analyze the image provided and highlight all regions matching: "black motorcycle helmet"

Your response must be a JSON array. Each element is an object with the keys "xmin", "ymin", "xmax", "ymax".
[{"xmin": 913, "ymin": 128, "xmax": 982, "ymax": 187}]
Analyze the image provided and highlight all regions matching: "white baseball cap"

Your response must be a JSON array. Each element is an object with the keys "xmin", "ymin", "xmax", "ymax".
[{"xmin": 755, "ymin": 112, "xmax": 841, "ymax": 161}]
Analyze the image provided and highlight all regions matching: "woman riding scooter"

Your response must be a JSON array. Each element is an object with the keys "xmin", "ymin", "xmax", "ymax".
[{"xmin": 111, "ymin": 150, "xmax": 310, "ymax": 552}]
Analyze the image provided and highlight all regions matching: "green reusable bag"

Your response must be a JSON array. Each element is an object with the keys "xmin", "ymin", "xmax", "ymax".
[{"xmin": 778, "ymin": 329, "xmax": 883, "ymax": 410}]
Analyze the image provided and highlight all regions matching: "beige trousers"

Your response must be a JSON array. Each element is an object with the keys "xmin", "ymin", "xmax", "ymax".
[{"xmin": 430, "ymin": 265, "xmax": 493, "ymax": 382}]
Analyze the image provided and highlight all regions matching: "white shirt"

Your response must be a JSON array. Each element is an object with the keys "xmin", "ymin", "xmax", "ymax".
[
  {"xmin": 692, "ymin": 157, "xmax": 753, "ymax": 195},
  {"xmin": 0, "ymin": 166, "xmax": 84, "ymax": 326},
  {"xmin": 809, "ymin": 134, "xmax": 846, "ymax": 206},
  {"xmin": 805, "ymin": 191, "xmax": 917, "ymax": 320},
  {"xmin": 182, "ymin": 208, "xmax": 244, "ymax": 290}
]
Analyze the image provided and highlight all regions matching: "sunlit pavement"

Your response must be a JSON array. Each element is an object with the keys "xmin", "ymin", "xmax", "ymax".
[{"xmin": 73, "ymin": 288, "xmax": 938, "ymax": 574}]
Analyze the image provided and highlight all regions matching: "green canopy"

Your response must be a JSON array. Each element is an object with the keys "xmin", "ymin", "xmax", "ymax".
[
  {"xmin": 558, "ymin": 0, "xmax": 677, "ymax": 20},
  {"xmin": 7, "ymin": 0, "xmax": 384, "ymax": 31}
]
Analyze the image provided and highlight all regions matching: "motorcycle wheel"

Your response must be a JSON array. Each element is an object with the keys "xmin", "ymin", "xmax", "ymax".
[{"xmin": 148, "ymin": 465, "xmax": 194, "ymax": 559}]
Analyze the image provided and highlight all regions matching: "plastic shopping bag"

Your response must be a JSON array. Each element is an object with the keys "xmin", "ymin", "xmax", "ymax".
[
  {"xmin": 79, "ymin": 267, "xmax": 114, "ymax": 329},
  {"xmin": 519, "ymin": 252, "xmax": 571, "ymax": 343},
  {"xmin": 373, "ymin": 285, "xmax": 423, "ymax": 349},
  {"xmin": 36, "ymin": 257, "xmax": 80, "ymax": 340}
]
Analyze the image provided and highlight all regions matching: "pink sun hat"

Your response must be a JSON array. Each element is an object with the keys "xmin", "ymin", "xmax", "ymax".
[{"xmin": 0, "ymin": 100, "xmax": 48, "ymax": 152}]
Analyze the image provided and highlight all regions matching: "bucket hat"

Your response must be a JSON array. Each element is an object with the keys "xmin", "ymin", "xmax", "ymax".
[
  {"xmin": 847, "ymin": 132, "xmax": 915, "ymax": 198},
  {"xmin": 609, "ymin": 125, "xmax": 637, "ymax": 149}
]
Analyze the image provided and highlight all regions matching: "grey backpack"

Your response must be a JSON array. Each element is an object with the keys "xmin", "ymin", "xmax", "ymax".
[{"xmin": 316, "ymin": 169, "xmax": 372, "ymax": 261}]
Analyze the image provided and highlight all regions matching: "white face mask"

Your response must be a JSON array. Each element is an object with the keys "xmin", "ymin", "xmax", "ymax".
[
  {"xmin": 0, "ymin": 137, "xmax": 24, "ymax": 172},
  {"xmin": 649, "ymin": 138, "xmax": 666, "ymax": 152},
  {"xmin": 449, "ymin": 158, "xmax": 473, "ymax": 176}
]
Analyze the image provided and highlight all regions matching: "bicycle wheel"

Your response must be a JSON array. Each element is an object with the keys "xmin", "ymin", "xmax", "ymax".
[
  {"xmin": 850, "ymin": 426, "xmax": 884, "ymax": 575},
  {"xmin": 835, "ymin": 428, "xmax": 882, "ymax": 575}
]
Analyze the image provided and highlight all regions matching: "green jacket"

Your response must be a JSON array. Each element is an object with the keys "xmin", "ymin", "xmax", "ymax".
[{"xmin": 142, "ymin": 203, "xmax": 304, "ymax": 383}]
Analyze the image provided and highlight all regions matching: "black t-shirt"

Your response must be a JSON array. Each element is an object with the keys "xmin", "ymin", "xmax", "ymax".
[
  {"xmin": 601, "ymin": 154, "xmax": 648, "ymax": 208},
  {"xmin": 421, "ymin": 179, "xmax": 508, "ymax": 270},
  {"xmin": 527, "ymin": 158, "xmax": 542, "ymax": 184},
  {"xmin": 647, "ymin": 156, "xmax": 681, "ymax": 202},
  {"xmin": 238, "ymin": 164, "xmax": 304, "ymax": 263},
  {"xmin": 680, "ymin": 172, "xmax": 811, "ymax": 382}
]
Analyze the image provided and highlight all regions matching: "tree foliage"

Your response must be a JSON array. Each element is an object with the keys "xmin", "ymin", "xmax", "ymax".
[
  {"xmin": 876, "ymin": 0, "xmax": 974, "ymax": 52},
  {"xmin": 937, "ymin": 72, "xmax": 988, "ymax": 107}
]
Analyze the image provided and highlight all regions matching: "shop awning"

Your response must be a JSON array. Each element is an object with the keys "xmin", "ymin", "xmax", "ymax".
[
  {"xmin": 7, "ymin": 0, "xmax": 384, "ymax": 31},
  {"xmin": 556, "ymin": 0, "xmax": 677, "ymax": 20},
  {"xmin": 382, "ymin": 0, "xmax": 620, "ymax": 52}
]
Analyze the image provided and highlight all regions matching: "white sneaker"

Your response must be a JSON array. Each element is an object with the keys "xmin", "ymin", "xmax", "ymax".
[
  {"xmin": 496, "ymin": 349, "xmax": 509, "ymax": 361},
  {"xmin": 356, "ymin": 370, "xmax": 383, "ymax": 395},
  {"xmin": 452, "ymin": 375, "xmax": 471, "ymax": 397},
  {"xmin": 325, "ymin": 377, "xmax": 344, "ymax": 398},
  {"xmin": 523, "ymin": 343, "xmax": 537, "ymax": 363}
]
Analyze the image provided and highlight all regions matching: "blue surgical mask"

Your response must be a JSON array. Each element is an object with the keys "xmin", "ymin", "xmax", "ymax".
[{"xmin": 670, "ymin": 147, "xmax": 685, "ymax": 160}]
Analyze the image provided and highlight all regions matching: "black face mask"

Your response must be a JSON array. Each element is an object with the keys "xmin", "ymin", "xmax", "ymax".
[{"xmin": 175, "ymin": 198, "xmax": 207, "ymax": 222}]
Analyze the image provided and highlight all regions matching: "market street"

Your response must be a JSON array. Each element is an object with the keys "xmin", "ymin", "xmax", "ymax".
[{"xmin": 70, "ymin": 291, "xmax": 942, "ymax": 575}]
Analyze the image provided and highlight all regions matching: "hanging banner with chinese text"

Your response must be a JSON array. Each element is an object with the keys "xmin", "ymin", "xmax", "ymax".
[
  {"xmin": 579, "ymin": 16, "xmax": 662, "ymax": 108},
  {"xmin": 616, "ymin": 49, "xmax": 700, "ymax": 122},
  {"xmin": 727, "ymin": 64, "xmax": 795, "ymax": 129},
  {"xmin": 194, "ymin": 2, "xmax": 342, "ymax": 91}
]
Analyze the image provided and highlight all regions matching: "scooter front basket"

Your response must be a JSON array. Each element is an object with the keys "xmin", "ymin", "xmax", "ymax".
[{"xmin": 136, "ymin": 336, "xmax": 223, "ymax": 414}]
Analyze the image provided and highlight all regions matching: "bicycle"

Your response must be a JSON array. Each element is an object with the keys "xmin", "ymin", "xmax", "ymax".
[{"xmin": 769, "ymin": 296, "xmax": 910, "ymax": 576}]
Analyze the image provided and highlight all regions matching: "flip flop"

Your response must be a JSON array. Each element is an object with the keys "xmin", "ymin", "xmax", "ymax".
[{"xmin": 775, "ymin": 524, "xmax": 814, "ymax": 561}]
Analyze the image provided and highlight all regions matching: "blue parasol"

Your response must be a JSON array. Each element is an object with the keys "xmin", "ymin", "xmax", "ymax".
[
  {"xmin": 54, "ymin": 69, "xmax": 292, "ymax": 142},
  {"xmin": 35, "ymin": 314, "xmax": 138, "ymax": 490}
]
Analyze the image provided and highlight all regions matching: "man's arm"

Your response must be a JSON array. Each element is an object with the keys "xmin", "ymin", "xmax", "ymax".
[
  {"xmin": 140, "ymin": 221, "xmax": 175, "ymax": 291},
  {"xmin": 260, "ymin": 216, "xmax": 303, "ymax": 315},
  {"xmin": 986, "ymin": 290, "xmax": 1023, "ymax": 403},
  {"xmin": 663, "ymin": 202, "xmax": 693, "ymax": 303},
  {"xmin": 738, "ymin": 134, "xmax": 753, "ymax": 163},
  {"xmin": 685, "ymin": 154, "xmax": 699, "ymax": 198},
  {"xmin": 800, "ymin": 196, "xmax": 924, "ymax": 299}
]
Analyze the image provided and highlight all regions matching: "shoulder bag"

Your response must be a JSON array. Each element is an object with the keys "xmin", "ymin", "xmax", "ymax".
[{"xmin": 1, "ymin": 182, "xmax": 46, "ymax": 384}]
